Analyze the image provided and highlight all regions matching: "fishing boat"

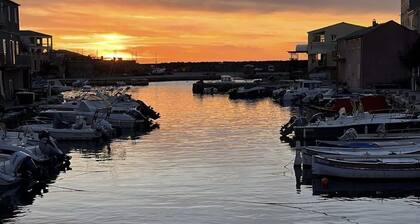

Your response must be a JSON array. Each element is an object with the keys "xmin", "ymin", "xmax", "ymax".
[
  {"xmin": 312, "ymin": 155, "xmax": 420, "ymax": 179},
  {"xmin": 229, "ymin": 86, "xmax": 272, "ymax": 99},
  {"xmin": 300, "ymin": 145, "xmax": 420, "ymax": 166},
  {"xmin": 0, "ymin": 151, "xmax": 39, "ymax": 186}
]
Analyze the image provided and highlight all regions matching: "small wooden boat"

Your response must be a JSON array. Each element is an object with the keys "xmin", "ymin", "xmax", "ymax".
[
  {"xmin": 301, "ymin": 145, "xmax": 420, "ymax": 166},
  {"xmin": 312, "ymin": 155, "xmax": 420, "ymax": 179}
]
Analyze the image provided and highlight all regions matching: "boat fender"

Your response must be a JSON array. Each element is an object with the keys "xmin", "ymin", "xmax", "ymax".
[{"xmin": 321, "ymin": 177, "xmax": 329, "ymax": 190}]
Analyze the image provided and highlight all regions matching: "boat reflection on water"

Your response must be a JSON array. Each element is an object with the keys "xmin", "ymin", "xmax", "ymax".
[
  {"xmin": 295, "ymin": 165, "xmax": 420, "ymax": 198},
  {"xmin": 0, "ymin": 164, "xmax": 71, "ymax": 221},
  {"xmin": 312, "ymin": 177, "xmax": 420, "ymax": 198}
]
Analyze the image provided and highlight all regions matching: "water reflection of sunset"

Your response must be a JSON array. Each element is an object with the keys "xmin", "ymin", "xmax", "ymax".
[{"xmin": 18, "ymin": 0, "xmax": 399, "ymax": 63}]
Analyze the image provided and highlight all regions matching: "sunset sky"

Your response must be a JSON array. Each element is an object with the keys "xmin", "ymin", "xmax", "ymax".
[{"xmin": 17, "ymin": 0, "xmax": 400, "ymax": 63}]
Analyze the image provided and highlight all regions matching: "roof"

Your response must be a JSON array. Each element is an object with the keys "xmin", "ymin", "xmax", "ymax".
[
  {"xmin": 4, "ymin": 0, "xmax": 20, "ymax": 6},
  {"xmin": 19, "ymin": 30, "xmax": 52, "ymax": 38},
  {"xmin": 340, "ymin": 20, "xmax": 415, "ymax": 41},
  {"xmin": 308, "ymin": 22, "xmax": 366, "ymax": 34},
  {"xmin": 288, "ymin": 44, "xmax": 308, "ymax": 53}
]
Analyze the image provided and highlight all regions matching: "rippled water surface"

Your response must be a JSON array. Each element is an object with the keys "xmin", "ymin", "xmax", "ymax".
[{"xmin": 3, "ymin": 82, "xmax": 420, "ymax": 224}]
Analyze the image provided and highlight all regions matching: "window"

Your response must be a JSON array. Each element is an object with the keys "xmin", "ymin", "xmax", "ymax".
[
  {"xmin": 10, "ymin": 40, "xmax": 15, "ymax": 65},
  {"xmin": 14, "ymin": 7, "xmax": 17, "ymax": 23},
  {"xmin": 2, "ymin": 39, "xmax": 5, "ymax": 64},
  {"xmin": 320, "ymin": 34, "xmax": 326, "ymax": 43},
  {"xmin": 42, "ymin": 38, "xmax": 49, "ymax": 47},
  {"xmin": 331, "ymin": 35, "xmax": 337, "ymax": 41},
  {"xmin": 15, "ymin": 41, "xmax": 19, "ymax": 55},
  {"xmin": 7, "ymin": 6, "xmax": 10, "ymax": 22}
]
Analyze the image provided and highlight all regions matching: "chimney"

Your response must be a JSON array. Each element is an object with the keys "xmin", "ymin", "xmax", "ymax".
[{"xmin": 372, "ymin": 19, "xmax": 378, "ymax": 27}]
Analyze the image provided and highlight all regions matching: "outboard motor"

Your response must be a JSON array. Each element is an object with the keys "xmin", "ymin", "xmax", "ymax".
[
  {"xmin": 272, "ymin": 89, "xmax": 286, "ymax": 99},
  {"xmin": 39, "ymin": 131, "xmax": 70, "ymax": 165},
  {"xmin": 94, "ymin": 119, "xmax": 114, "ymax": 139},
  {"xmin": 280, "ymin": 116, "xmax": 308, "ymax": 137},
  {"xmin": 127, "ymin": 109, "xmax": 147, "ymax": 120},
  {"xmin": 136, "ymin": 100, "xmax": 160, "ymax": 120}
]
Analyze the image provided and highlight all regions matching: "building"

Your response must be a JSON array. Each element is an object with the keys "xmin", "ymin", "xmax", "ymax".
[
  {"xmin": 307, "ymin": 22, "xmax": 366, "ymax": 76},
  {"xmin": 337, "ymin": 21, "xmax": 419, "ymax": 90},
  {"xmin": 0, "ymin": 0, "xmax": 30, "ymax": 101},
  {"xmin": 402, "ymin": 0, "xmax": 420, "ymax": 32},
  {"xmin": 288, "ymin": 44, "xmax": 308, "ymax": 61},
  {"xmin": 19, "ymin": 30, "xmax": 53, "ymax": 74}
]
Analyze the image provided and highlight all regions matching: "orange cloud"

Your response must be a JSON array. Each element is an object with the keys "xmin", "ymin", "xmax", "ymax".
[{"xmin": 17, "ymin": 0, "xmax": 399, "ymax": 63}]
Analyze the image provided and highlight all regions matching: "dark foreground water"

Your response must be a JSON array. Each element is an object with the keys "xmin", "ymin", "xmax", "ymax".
[{"xmin": 2, "ymin": 82, "xmax": 420, "ymax": 224}]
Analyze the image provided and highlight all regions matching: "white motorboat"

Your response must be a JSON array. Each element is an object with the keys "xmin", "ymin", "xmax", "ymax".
[
  {"xmin": 40, "ymin": 101, "xmax": 144, "ymax": 129},
  {"xmin": 312, "ymin": 155, "xmax": 420, "ymax": 179},
  {"xmin": 18, "ymin": 116, "xmax": 113, "ymax": 141},
  {"xmin": 0, "ymin": 131, "xmax": 70, "ymax": 165},
  {"xmin": 281, "ymin": 80, "xmax": 329, "ymax": 103},
  {"xmin": 0, "ymin": 151, "xmax": 38, "ymax": 186}
]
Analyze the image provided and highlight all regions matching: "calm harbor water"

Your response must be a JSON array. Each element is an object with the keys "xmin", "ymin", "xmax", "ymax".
[{"xmin": 2, "ymin": 81, "xmax": 420, "ymax": 224}]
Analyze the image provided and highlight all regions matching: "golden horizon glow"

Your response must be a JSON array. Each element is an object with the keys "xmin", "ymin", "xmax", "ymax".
[{"xmin": 17, "ymin": 1, "xmax": 400, "ymax": 63}]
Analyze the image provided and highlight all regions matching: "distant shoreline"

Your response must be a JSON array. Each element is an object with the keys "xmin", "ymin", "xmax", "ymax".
[{"xmin": 60, "ymin": 72, "xmax": 289, "ymax": 86}]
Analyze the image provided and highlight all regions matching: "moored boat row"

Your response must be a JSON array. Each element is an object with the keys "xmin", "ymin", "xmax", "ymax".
[
  {"xmin": 0, "ymin": 86, "xmax": 161, "ymax": 188},
  {"xmin": 284, "ymin": 88, "xmax": 420, "ymax": 181}
]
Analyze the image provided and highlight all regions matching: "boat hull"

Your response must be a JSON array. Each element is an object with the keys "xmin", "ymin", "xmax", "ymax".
[{"xmin": 312, "ymin": 156, "xmax": 420, "ymax": 179}]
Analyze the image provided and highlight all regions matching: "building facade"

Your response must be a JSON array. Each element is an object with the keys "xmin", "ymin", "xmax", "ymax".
[
  {"xmin": 307, "ymin": 22, "xmax": 365, "ymax": 73},
  {"xmin": 402, "ymin": 0, "xmax": 420, "ymax": 32},
  {"xmin": 0, "ymin": 0, "xmax": 31, "ymax": 101},
  {"xmin": 19, "ymin": 30, "xmax": 53, "ymax": 74},
  {"xmin": 337, "ymin": 21, "xmax": 419, "ymax": 90}
]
